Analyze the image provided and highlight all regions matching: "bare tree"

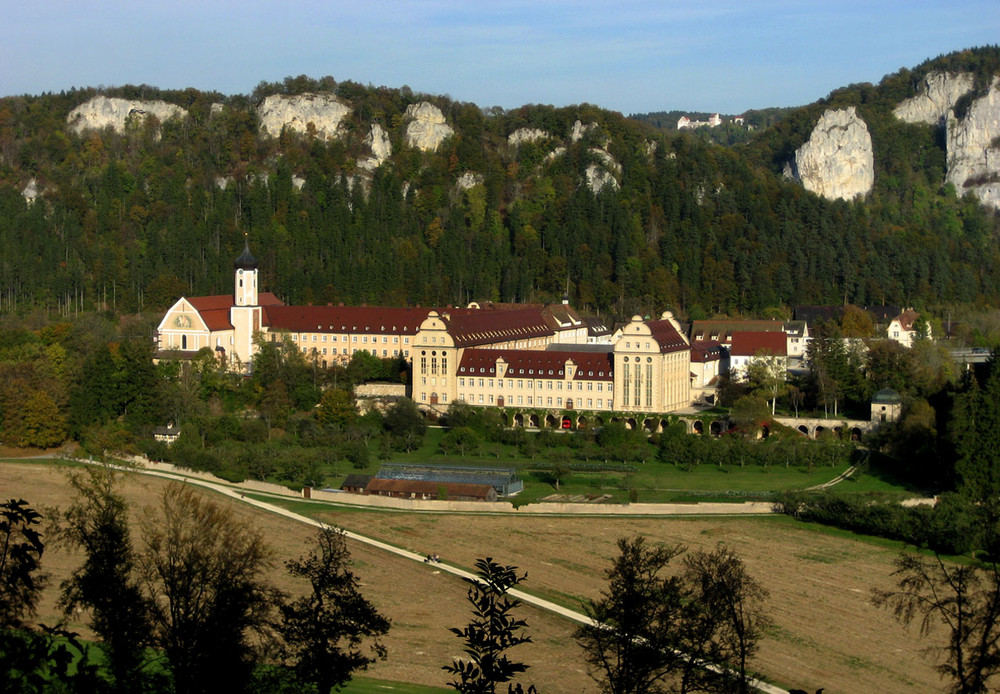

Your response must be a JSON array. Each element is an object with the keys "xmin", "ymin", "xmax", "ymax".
[{"xmin": 872, "ymin": 553, "xmax": 1000, "ymax": 694}]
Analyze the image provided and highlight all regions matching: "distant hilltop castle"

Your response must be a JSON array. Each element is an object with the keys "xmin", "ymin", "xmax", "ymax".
[{"xmin": 677, "ymin": 113, "xmax": 745, "ymax": 130}]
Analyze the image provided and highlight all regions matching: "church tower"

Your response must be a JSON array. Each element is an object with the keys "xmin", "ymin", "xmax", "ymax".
[{"xmin": 231, "ymin": 239, "xmax": 262, "ymax": 369}]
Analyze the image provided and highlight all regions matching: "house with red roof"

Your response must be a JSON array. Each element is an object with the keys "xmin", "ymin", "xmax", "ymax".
[
  {"xmin": 887, "ymin": 308, "xmax": 929, "ymax": 348},
  {"xmin": 728, "ymin": 331, "xmax": 788, "ymax": 380}
]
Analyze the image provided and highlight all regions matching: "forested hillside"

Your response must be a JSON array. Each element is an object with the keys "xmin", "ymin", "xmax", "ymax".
[{"xmin": 1, "ymin": 48, "xmax": 999, "ymax": 323}]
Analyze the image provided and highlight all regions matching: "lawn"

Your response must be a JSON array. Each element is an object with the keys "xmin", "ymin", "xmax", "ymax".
[{"xmin": 332, "ymin": 426, "xmax": 904, "ymax": 504}]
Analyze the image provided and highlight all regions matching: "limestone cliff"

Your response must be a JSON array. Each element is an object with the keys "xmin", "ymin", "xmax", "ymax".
[
  {"xmin": 257, "ymin": 93, "xmax": 351, "ymax": 141},
  {"xmin": 894, "ymin": 71, "xmax": 974, "ymax": 125},
  {"xmin": 507, "ymin": 128, "xmax": 550, "ymax": 147},
  {"xmin": 66, "ymin": 96, "xmax": 187, "ymax": 135},
  {"xmin": 586, "ymin": 164, "xmax": 619, "ymax": 193},
  {"xmin": 946, "ymin": 76, "xmax": 1000, "ymax": 209},
  {"xmin": 404, "ymin": 102, "xmax": 454, "ymax": 152},
  {"xmin": 358, "ymin": 123, "xmax": 393, "ymax": 172},
  {"xmin": 789, "ymin": 107, "xmax": 874, "ymax": 201}
]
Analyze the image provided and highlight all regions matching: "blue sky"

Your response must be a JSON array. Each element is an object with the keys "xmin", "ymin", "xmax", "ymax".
[{"xmin": 3, "ymin": 1, "xmax": 997, "ymax": 114}]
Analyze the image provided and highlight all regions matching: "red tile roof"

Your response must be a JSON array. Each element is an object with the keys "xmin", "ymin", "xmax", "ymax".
[
  {"xmin": 264, "ymin": 305, "xmax": 433, "ymax": 335},
  {"xmin": 457, "ymin": 349, "xmax": 613, "ymax": 381},
  {"xmin": 442, "ymin": 308, "xmax": 554, "ymax": 347},
  {"xmin": 186, "ymin": 293, "xmax": 283, "ymax": 332},
  {"xmin": 365, "ymin": 478, "xmax": 495, "ymax": 500},
  {"xmin": 646, "ymin": 318, "xmax": 690, "ymax": 354},
  {"xmin": 690, "ymin": 340, "xmax": 723, "ymax": 363},
  {"xmin": 730, "ymin": 331, "xmax": 787, "ymax": 357},
  {"xmin": 690, "ymin": 319, "xmax": 783, "ymax": 343}
]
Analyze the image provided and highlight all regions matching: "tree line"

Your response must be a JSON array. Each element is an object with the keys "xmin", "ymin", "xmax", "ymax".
[{"xmin": 2, "ymin": 49, "xmax": 1000, "ymax": 322}]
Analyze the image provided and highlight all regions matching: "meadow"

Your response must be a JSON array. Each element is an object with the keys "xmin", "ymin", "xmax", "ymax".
[{"xmin": 0, "ymin": 459, "xmax": 946, "ymax": 693}]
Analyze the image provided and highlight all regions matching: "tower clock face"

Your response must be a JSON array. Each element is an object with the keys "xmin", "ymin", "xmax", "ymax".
[{"xmin": 174, "ymin": 315, "xmax": 192, "ymax": 328}]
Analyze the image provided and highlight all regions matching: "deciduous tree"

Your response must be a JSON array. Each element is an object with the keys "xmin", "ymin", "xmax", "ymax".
[
  {"xmin": 873, "ymin": 553, "xmax": 1000, "ymax": 694},
  {"xmin": 279, "ymin": 526, "xmax": 390, "ymax": 693},
  {"xmin": 575, "ymin": 536, "xmax": 685, "ymax": 694},
  {"xmin": 140, "ymin": 483, "xmax": 280, "ymax": 694},
  {"xmin": 444, "ymin": 557, "xmax": 534, "ymax": 694}
]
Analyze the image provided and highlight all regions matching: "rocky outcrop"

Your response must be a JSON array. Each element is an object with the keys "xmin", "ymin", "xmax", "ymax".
[
  {"xmin": 66, "ymin": 96, "xmax": 187, "ymax": 135},
  {"xmin": 894, "ymin": 71, "xmax": 974, "ymax": 125},
  {"xmin": 586, "ymin": 164, "xmax": 618, "ymax": 193},
  {"xmin": 507, "ymin": 128, "xmax": 549, "ymax": 147},
  {"xmin": 589, "ymin": 148, "xmax": 621, "ymax": 174},
  {"xmin": 404, "ymin": 102, "xmax": 453, "ymax": 152},
  {"xmin": 570, "ymin": 120, "xmax": 606, "ymax": 146},
  {"xmin": 455, "ymin": 172, "xmax": 484, "ymax": 191},
  {"xmin": 946, "ymin": 76, "xmax": 1000, "ymax": 209},
  {"xmin": 789, "ymin": 107, "xmax": 874, "ymax": 201},
  {"xmin": 22, "ymin": 178, "xmax": 39, "ymax": 205},
  {"xmin": 358, "ymin": 123, "xmax": 393, "ymax": 172},
  {"xmin": 257, "ymin": 93, "xmax": 351, "ymax": 141}
]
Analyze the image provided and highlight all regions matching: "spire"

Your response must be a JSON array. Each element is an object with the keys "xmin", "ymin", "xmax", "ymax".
[{"xmin": 234, "ymin": 236, "xmax": 257, "ymax": 271}]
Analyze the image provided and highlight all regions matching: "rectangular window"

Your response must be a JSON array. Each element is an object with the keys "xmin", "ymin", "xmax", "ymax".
[
  {"xmin": 547, "ymin": 397, "xmax": 553, "ymax": 406},
  {"xmin": 598, "ymin": 399, "xmax": 603, "ymax": 408},
  {"xmin": 352, "ymin": 336, "xmax": 358, "ymax": 342},
  {"xmin": 459, "ymin": 378, "xmax": 465, "ymax": 387},
  {"xmin": 518, "ymin": 396, "xmax": 523, "ymax": 404},
  {"xmin": 587, "ymin": 398, "xmax": 593, "ymax": 408}
]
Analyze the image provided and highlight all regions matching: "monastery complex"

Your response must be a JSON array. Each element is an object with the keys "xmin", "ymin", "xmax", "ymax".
[
  {"xmin": 157, "ymin": 245, "xmax": 926, "ymax": 422},
  {"xmin": 157, "ymin": 244, "xmax": 696, "ymax": 417}
]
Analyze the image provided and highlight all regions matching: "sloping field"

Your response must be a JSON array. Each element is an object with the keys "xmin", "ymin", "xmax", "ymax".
[{"xmin": 1, "ymin": 462, "xmax": 944, "ymax": 693}]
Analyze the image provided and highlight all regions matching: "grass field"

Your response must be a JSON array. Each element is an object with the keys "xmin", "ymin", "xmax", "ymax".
[
  {"xmin": 0, "ymin": 460, "xmax": 948, "ymax": 694},
  {"xmin": 333, "ymin": 426, "xmax": 901, "ymax": 505}
]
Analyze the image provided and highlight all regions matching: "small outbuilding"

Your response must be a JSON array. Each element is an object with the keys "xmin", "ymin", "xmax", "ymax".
[
  {"xmin": 871, "ymin": 388, "xmax": 902, "ymax": 423},
  {"xmin": 341, "ymin": 474, "xmax": 374, "ymax": 494},
  {"xmin": 365, "ymin": 479, "xmax": 497, "ymax": 502}
]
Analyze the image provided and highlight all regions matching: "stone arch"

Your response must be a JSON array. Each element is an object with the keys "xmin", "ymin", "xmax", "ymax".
[
  {"xmin": 594, "ymin": 416, "xmax": 605, "ymax": 428},
  {"xmin": 797, "ymin": 425, "xmax": 809, "ymax": 436},
  {"xmin": 500, "ymin": 413, "xmax": 509, "ymax": 427},
  {"xmin": 660, "ymin": 418, "xmax": 670, "ymax": 433},
  {"xmin": 814, "ymin": 425, "xmax": 826, "ymax": 437},
  {"xmin": 578, "ymin": 415, "xmax": 589, "ymax": 429},
  {"xmin": 851, "ymin": 427, "xmax": 863, "ymax": 441},
  {"xmin": 643, "ymin": 418, "xmax": 656, "ymax": 433},
  {"xmin": 528, "ymin": 414, "xmax": 540, "ymax": 428},
  {"xmin": 760, "ymin": 425, "xmax": 770, "ymax": 439},
  {"xmin": 625, "ymin": 417, "xmax": 637, "ymax": 430},
  {"xmin": 710, "ymin": 420, "xmax": 724, "ymax": 436},
  {"xmin": 513, "ymin": 413, "xmax": 524, "ymax": 428},
  {"xmin": 545, "ymin": 414, "xmax": 559, "ymax": 428},
  {"xmin": 561, "ymin": 415, "xmax": 573, "ymax": 430},
  {"xmin": 693, "ymin": 420, "xmax": 704, "ymax": 435}
]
